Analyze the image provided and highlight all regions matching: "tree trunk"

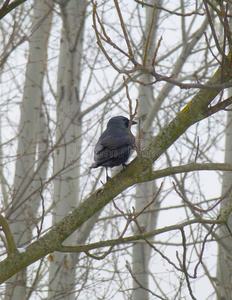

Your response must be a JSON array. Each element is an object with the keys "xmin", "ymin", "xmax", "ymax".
[
  {"xmin": 216, "ymin": 94, "xmax": 232, "ymax": 300},
  {"xmin": 48, "ymin": 1, "xmax": 87, "ymax": 299},
  {"xmin": 132, "ymin": 1, "xmax": 162, "ymax": 299},
  {"xmin": 5, "ymin": 1, "xmax": 52, "ymax": 299}
]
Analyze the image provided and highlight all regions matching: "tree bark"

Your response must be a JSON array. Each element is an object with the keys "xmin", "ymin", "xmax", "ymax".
[
  {"xmin": 132, "ymin": 1, "xmax": 162, "ymax": 299},
  {"xmin": 48, "ymin": 1, "xmax": 87, "ymax": 299},
  {"xmin": 216, "ymin": 92, "xmax": 232, "ymax": 300},
  {"xmin": 5, "ymin": 1, "xmax": 52, "ymax": 299}
]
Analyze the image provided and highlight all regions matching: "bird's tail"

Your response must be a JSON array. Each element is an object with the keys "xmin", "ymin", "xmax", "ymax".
[{"xmin": 89, "ymin": 162, "xmax": 98, "ymax": 169}]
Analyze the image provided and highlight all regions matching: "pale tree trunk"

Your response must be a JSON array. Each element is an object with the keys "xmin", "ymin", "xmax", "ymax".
[
  {"xmin": 132, "ymin": 2, "xmax": 209, "ymax": 298},
  {"xmin": 132, "ymin": 1, "xmax": 162, "ymax": 299},
  {"xmin": 216, "ymin": 90, "xmax": 232, "ymax": 300},
  {"xmin": 216, "ymin": 4, "xmax": 232, "ymax": 298},
  {"xmin": 142, "ymin": 17, "xmax": 208, "ymax": 130},
  {"xmin": 5, "ymin": 1, "xmax": 52, "ymax": 299},
  {"xmin": 48, "ymin": 1, "xmax": 87, "ymax": 299},
  {"xmin": 0, "ymin": 117, "xmax": 7, "ymax": 209}
]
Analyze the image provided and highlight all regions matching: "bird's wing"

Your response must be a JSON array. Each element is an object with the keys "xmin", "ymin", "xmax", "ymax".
[{"xmin": 94, "ymin": 134, "xmax": 132, "ymax": 155}]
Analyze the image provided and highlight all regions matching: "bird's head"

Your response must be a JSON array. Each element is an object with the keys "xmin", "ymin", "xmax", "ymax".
[{"xmin": 107, "ymin": 116, "xmax": 137, "ymax": 129}]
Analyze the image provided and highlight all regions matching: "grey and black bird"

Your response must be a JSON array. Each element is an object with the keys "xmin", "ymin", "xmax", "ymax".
[{"xmin": 90, "ymin": 116, "xmax": 137, "ymax": 181}]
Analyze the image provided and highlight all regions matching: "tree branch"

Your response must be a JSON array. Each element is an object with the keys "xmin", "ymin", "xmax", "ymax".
[
  {"xmin": 56, "ymin": 218, "xmax": 224, "ymax": 253},
  {"xmin": 0, "ymin": 214, "xmax": 17, "ymax": 254},
  {"xmin": 134, "ymin": 0, "xmax": 205, "ymax": 17},
  {"xmin": 0, "ymin": 0, "xmax": 28, "ymax": 19},
  {"xmin": 133, "ymin": 163, "xmax": 232, "ymax": 183}
]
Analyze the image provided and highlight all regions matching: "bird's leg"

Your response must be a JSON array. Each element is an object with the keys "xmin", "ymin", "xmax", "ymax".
[
  {"xmin": 122, "ymin": 163, "xmax": 127, "ymax": 170},
  {"xmin": 106, "ymin": 167, "xmax": 111, "ymax": 182}
]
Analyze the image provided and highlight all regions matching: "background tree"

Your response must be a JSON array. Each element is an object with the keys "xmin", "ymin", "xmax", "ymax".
[
  {"xmin": 4, "ymin": 1, "xmax": 52, "ymax": 299},
  {"xmin": 47, "ymin": 1, "xmax": 86, "ymax": 299},
  {"xmin": 132, "ymin": 2, "xmax": 162, "ymax": 299},
  {"xmin": 0, "ymin": 1, "xmax": 232, "ymax": 300}
]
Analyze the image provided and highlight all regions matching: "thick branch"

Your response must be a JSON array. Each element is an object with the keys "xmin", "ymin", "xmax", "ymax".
[
  {"xmin": 56, "ymin": 218, "xmax": 224, "ymax": 254},
  {"xmin": 0, "ymin": 214, "xmax": 17, "ymax": 254},
  {"xmin": 0, "ymin": 0, "xmax": 27, "ymax": 19},
  {"xmin": 134, "ymin": 163, "xmax": 232, "ymax": 183}
]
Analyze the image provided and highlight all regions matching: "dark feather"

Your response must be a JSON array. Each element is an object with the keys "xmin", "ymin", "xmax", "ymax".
[{"xmin": 91, "ymin": 116, "xmax": 136, "ymax": 169}]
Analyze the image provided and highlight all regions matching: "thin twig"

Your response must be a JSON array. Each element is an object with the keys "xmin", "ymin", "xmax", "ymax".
[
  {"xmin": 114, "ymin": 0, "xmax": 134, "ymax": 58},
  {"xmin": 126, "ymin": 261, "xmax": 167, "ymax": 300},
  {"xmin": 143, "ymin": 4, "xmax": 157, "ymax": 66},
  {"xmin": 180, "ymin": 228, "xmax": 197, "ymax": 300},
  {"xmin": 134, "ymin": 0, "xmax": 205, "ymax": 17},
  {"xmin": 84, "ymin": 216, "xmax": 132, "ymax": 260},
  {"xmin": 135, "ymin": 182, "xmax": 163, "ymax": 218},
  {"xmin": 152, "ymin": 36, "xmax": 163, "ymax": 67},
  {"xmin": 193, "ymin": 222, "xmax": 216, "ymax": 278},
  {"xmin": 194, "ymin": 136, "xmax": 199, "ymax": 162},
  {"xmin": 203, "ymin": 0, "xmax": 223, "ymax": 56},
  {"xmin": 122, "ymin": 75, "xmax": 139, "ymax": 153},
  {"xmin": 36, "ymin": 180, "xmax": 45, "ymax": 239},
  {"xmin": 173, "ymin": 182, "xmax": 232, "ymax": 214},
  {"xmin": 204, "ymin": 32, "xmax": 221, "ymax": 65}
]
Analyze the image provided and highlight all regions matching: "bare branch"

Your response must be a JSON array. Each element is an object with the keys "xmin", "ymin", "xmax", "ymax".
[
  {"xmin": 56, "ymin": 218, "xmax": 224, "ymax": 254},
  {"xmin": 0, "ymin": 214, "xmax": 17, "ymax": 254},
  {"xmin": 0, "ymin": 0, "xmax": 27, "ymax": 20},
  {"xmin": 180, "ymin": 228, "xmax": 197, "ymax": 300},
  {"xmin": 126, "ymin": 261, "xmax": 167, "ymax": 300},
  {"xmin": 134, "ymin": 0, "xmax": 205, "ymax": 17},
  {"xmin": 173, "ymin": 181, "xmax": 232, "ymax": 214},
  {"xmin": 133, "ymin": 163, "xmax": 232, "ymax": 184}
]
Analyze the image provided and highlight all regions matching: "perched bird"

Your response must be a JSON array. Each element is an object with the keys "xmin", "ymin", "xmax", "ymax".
[{"xmin": 90, "ymin": 116, "xmax": 137, "ymax": 181}]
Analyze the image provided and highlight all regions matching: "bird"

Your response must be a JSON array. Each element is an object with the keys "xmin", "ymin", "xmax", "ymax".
[{"xmin": 90, "ymin": 116, "xmax": 137, "ymax": 181}]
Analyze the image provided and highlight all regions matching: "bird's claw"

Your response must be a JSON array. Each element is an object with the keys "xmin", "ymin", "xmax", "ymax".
[
  {"xmin": 122, "ymin": 163, "xmax": 127, "ymax": 170},
  {"xmin": 106, "ymin": 175, "xmax": 111, "ymax": 182}
]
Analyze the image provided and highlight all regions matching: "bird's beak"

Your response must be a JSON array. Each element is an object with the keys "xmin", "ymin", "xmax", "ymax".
[{"xmin": 132, "ymin": 120, "xmax": 137, "ymax": 125}]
